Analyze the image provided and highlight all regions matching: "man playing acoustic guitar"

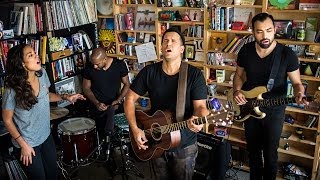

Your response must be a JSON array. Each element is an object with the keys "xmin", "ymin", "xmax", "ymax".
[
  {"xmin": 233, "ymin": 13, "xmax": 308, "ymax": 180},
  {"xmin": 124, "ymin": 28, "xmax": 209, "ymax": 180}
]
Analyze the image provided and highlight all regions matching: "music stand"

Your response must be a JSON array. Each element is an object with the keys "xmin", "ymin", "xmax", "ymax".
[{"xmin": 112, "ymin": 114, "xmax": 144, "ymax": 180}]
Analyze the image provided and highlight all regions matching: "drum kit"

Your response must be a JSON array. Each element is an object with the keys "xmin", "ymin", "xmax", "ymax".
[{"xmin": 50, "ymin": 107, "xmax": 143, "ymax": 179}]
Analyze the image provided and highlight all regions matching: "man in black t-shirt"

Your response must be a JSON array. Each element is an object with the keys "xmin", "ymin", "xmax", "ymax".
[
  {"xmin": 233, "ymin": 13, "xmax": 308, "ymax": 180},
  {"xmin": 83, "ymin": 48, "xmax": 130, "ymax": 136},
  {"xmin": 124, "ymin": 28, "xmax": 209, "ymax": 180}
]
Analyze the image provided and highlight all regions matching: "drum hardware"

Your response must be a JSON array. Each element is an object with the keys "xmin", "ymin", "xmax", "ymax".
[{"xmin": 112, "ymin": 114, "xmax": 145, "ymax": 180}]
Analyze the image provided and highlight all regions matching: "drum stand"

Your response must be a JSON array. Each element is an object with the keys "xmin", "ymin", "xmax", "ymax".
[
  {"xmin": 112, "ymin": 127, "xmax": 144, "ymax": 180},
  {"xmin": 57, "ymin": 131, "xmax": 106, "ymax": 180}
]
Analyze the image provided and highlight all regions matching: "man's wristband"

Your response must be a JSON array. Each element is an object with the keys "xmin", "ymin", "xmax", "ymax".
[
  {"xmin": 233, "ymin": 90, "xmax": 241, "ymax": 96},
  {"xmin": 60, "ymin": 94, "xmax": 68, "ymax": 100}
]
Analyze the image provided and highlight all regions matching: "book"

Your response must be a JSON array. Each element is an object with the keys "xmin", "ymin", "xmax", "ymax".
[
  {"xmin": 125, "ymin": 12, "xmax": 134, "ymax": 30},
  {"xmin": 223, "ymin": 36, "xmax": 239, "ymax": 52},
  {"xmin": 136, "ymin": 32, "xmax": 145, "ymax": 43},
  {"xmin": 9, "ymin": 11, "xmax": 24, "ymax": 36},
  {"xmin": 71, "ymin": 33, "xmax": 84, "ymax": 52}
]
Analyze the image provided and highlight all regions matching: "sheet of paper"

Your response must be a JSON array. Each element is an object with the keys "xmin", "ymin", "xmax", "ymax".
[{"xmin": 135, "ymin": 42, "xmax": 157, "ymax": 63}]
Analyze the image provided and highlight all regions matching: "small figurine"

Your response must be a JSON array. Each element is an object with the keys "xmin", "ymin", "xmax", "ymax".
[
  {"xmin": 174, "ymin": 11, "xmax": 182, "ymax": 21},
  {"xmin": 182, "ymin": 12, "xmax": 191, "ymax": 21}
]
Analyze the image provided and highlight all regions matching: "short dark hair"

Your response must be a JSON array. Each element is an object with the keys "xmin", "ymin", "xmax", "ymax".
[
  {"xmin": 161, "ymin": 27, "xmax": 185, "ymax": 46},
  {"xmin": 252, "ymin": 13, "xmax": 275, "ymax": 30}
]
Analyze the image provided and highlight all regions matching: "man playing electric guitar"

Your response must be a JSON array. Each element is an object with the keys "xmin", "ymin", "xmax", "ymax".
[
  {"xmin": 124, "ymin": 28, "xmax": 209, "ymax": 180},
  {"xmin": 233, "ymin": 13, "xmax": 308, "ymax": 180}
]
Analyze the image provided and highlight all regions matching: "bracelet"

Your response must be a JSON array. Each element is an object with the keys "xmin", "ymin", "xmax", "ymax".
[{"xmin": 14, "ymin": 135, "xmax": 21, "ymax": 140}]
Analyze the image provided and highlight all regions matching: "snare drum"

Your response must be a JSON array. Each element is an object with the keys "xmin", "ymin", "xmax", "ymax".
[{"xmin": 58, "ymin": 117, "xmax": 96, "ymax": 164}]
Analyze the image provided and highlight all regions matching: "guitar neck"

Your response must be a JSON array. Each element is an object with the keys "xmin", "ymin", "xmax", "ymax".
[
  {"xmin": 160, "ymin": 116, "xmax": 208, "ymax": 134},
  {"xmin": 158, "ymin": 112, "xmax": 228, "ymax": 134},
  {"xmin": 251, "ymin": 97, "xmax": 296, "ymax": 107}
]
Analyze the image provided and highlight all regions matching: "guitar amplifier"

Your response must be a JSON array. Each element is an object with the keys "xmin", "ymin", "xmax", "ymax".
[{"xmin": 193, "ymin": 132, "xmax": 231, "ymax": 180}]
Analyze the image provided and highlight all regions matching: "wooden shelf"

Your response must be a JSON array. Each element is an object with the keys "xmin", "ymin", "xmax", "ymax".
[
  {"xmin": 115, "ymin": 30, "xmax": 156, "ymax": 34},
  {"xmin": 300, "ymin": 75, "xmax": 320, "ymax": 82},
  {"xmin": 118, "ymin": 42, "xmax": 144, "ymax": 45},
  {"xmin": 299, "ymin": 57, "xmax": 320, "ymax": 63},
  {"xmin": 267, "ymin": 9, "xmax": 320, "ymax": 14},
  {"xmin": 277, "ymin": 39, "xmax": 320, "ymax": 46},
  {"xmin": 159, "ymin": 21, "xmax": 204, "ymax": 25},
  {"xmin": 208, "ymin": 29, "xmax": 253, "ymax": 34},
  {"xmin": 208, "ymin": 81, "xmax": 233, "ymax": 87},
  {"xmin": 278, "ymin": 147, "xmax": 314, "ymax": 160},
  {"xmin": 106, "ymin": 54, "xmax": 138, "ymax": 60},
  {"xmin": 284, "ymin": 122, "xmax": 317, "ymax": 131},
  {"xmin": 206, "ymin": 64, "xmax": 237, "ymax": 71},
  {"xmin": 115, "ymin": 3, "xmax": 154, "ymax": 6},
  {"xmin": 226, "ymin": 134, "xmax": 247, "ymax": 144},
  {"xmin": 286, "ymin": 134, "xmax": 316, "ymax": 146},
  {"xmin": 285, "ymin": 106, "xmax": 319, "ymax": 116},
  {"xmin": 158, "ymin": 7, "xmax": 204, "ymax": 10},
  {"xmin": 208, "ymin": 94, "xmax": 228, "ymax": 100},
  {"xmin": 216, "ymin": 4, "xmax": 263, "ymax": 8},
  {"xmin": 187, "ymin": 61, "xmax": 205, "ymax": 68},
  {"xmin": 97, "ymin": 14, "xmax": 113, "ymax": 18}
]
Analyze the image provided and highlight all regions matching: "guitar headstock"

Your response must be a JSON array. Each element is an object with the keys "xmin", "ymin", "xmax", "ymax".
[{"xmin": 206, "ymin": 104, "xmax": 234, "ymax": 126}]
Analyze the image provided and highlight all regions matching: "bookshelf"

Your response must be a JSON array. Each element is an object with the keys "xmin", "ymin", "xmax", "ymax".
[
  {"xmin": 109, "ymin": 0, "xmax": 320, "ymax": 179},
  {"xmin": 43, "ymin": 0, "xmax": 98, "ymax": 107}
]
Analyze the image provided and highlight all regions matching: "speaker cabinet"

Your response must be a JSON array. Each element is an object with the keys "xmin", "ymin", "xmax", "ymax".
[{"xmin": 193, "ymin": 132, "xmax": 231, "ymax": 180}]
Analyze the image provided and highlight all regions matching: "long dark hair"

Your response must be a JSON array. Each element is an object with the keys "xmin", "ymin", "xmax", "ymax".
[{"xmin": 5, "ymin": 44, "xmax": 38, "ymax": 110}]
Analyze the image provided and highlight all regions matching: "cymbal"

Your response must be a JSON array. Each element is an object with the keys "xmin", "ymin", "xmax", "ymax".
[{"xmin": 50, "ymin": 107, "xmax": 69, "ymax": 120}]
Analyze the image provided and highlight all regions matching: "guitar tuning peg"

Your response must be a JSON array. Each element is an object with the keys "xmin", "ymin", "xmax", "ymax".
[
  {"xmin": 228, "ymin": 120, "xmax": 233, "ymax": 125},
  {"xmin": 222, "ymin": 121, "xmax": 226, "ymax": 126}
]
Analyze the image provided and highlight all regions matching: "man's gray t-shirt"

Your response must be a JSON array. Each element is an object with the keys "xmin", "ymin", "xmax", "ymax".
[{"xmin": 2, "ymin": 68, "xmax": 51, "ymax": 148}]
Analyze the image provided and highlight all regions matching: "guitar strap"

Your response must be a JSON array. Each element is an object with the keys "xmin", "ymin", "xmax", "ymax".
[
  {"xmin": 176, "ymin": 61, "xmax": 188, "ymax": 122},
  {"xmin": 267, "ymin": 44, "xmax": 284, "ymax": 92}
]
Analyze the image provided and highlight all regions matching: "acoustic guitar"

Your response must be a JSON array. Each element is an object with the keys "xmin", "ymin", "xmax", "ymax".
[
  {"xmin": 130, "ymin": 109, "xmax": 231, "ymax": 161},
  {"xmin": 227, "ymin": 86, "xmax": 314, "ymax": 122}
]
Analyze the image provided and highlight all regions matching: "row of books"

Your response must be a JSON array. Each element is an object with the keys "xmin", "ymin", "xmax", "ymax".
[
  {"xmin": 305, "ymin": 115, "xmax": 318, "ymax": 128},
  {"xmin": 221, "ymin": 35, "xmax": 255, "ymax": 54},
  {"xmin": 116, "ymin": 0, "xmax": 154, "ymax": 4},
  {"xmin": 119, "ymin": 44, "xmax": 137, "ymax": 56},
  {"xmin": 0, "ymin": 36, "xmax": 47, "ymax": 74},
  {"xmin": 118, "ymin": 32, "xmax": 156, "ymax": 44},
  {"xmin": 209, "ymin": 7, "xmax": 255, "ymax": 31},
  {"xmin": 10, "ymin": 3, "xmax": 43, "ymax": 35},
  {"xmin": 51, "ymin": 57, "xmax": 76, "ymax": 82},
  {"xmin": 43, "ymin": 0, "xmax": 97, "ymax": 31},
  {"xmin": 185, "ymin": 25, "xmax": 204, "ymax": 38}
]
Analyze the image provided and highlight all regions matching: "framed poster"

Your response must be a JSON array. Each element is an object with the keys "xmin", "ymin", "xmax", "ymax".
[{"xmin": 185, "ymin": 44, "xmax": 195, "ymax": 60}]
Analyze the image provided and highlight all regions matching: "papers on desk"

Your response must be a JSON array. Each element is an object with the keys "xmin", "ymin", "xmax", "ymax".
[{"xmin": 135, "ymin": 42, "xmax": 157, "ymax": 63}]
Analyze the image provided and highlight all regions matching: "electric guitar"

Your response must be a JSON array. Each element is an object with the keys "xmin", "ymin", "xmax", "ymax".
[
  {"xmin": 130, "ymin": 109, "xmax": 232, "ymax": 161},
  {"xmin": 227, "ymin": 86, "xmax": 313, "ymax": 122}
]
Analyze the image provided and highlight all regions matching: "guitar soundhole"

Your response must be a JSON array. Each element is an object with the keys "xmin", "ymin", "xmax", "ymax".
[{"xmin": 150, "ymin": 123, "xmax": 162, "ymax": 141}]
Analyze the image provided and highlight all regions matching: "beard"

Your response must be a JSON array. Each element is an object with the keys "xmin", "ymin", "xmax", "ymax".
[{"xmin": 256, "ymin": 38, "xmax": 274, "ymax": 49}]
